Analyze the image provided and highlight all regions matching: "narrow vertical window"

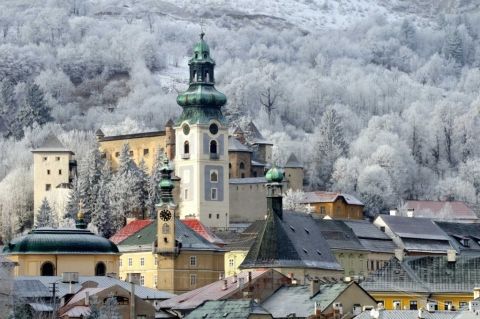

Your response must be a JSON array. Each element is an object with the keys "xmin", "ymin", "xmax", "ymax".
[
  {"xmin": 210, "ymin": 140, "xmax": 217, "ymax": 154},
  {"xmin": 184, "ymin": 141, "xmax": 190, "ymax": 154}
]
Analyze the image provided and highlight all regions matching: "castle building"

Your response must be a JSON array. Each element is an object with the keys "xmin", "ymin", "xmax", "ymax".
[
  {"xmin": 111, "ymin": 158, "xmax": 225, "ymax": 294},
  {"xmin": 2, "ymin": 214, "xmax": 119, "ymax": 277},
  {"xmin": 32, "ymin": 134, "xmax": 76, "ymax": 221}
]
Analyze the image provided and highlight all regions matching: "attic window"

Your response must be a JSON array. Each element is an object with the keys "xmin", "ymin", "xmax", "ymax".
[
  {"xmin": 304, "ymin": 228, "xmax": 310, "ymax": 234},
  {"xmin": 303, "ymin": 248, "xmax": 308, "ymax": 254},
  {"xmin": 223, "ymin": 313, "xmax": 229, "ymax": 317},
  {"xmin": 316, "ymin": 250, "xmax": 322, "ymax": 255},
  {"xmin": 289, "ymin": 225, "xmax": 295, "ymax": 232}
]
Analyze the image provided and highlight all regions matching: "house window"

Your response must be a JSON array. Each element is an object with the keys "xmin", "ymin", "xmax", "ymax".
[
  {"xmin": 229, "ymin": 259, "xmax": 234, "ymax": 267},
  {"xmin": 140, "ymin": 258, "xmax": 145, "ymax": 266},
  {"xmin": 229, "ymin": 163, "xmax": 232, "ymax": 168},
  {"xmin": 95, "ymin": 262, "xmax": 106, "ymax": 276},
  {"xmin": 58, "ymin": 169, "xmax": 62, "ymax": 175},
  {"xmin": 320, "ymin": 206, "xmax": 326, "ymax": 215},
  {"xmin": 190, "ymin": 274, "xmax": 197, "ymax": 286},
  {"xmin": 410, "ymin": 300, "xmax": 417, "ymax": 310},
  {"xmin": 393, "ymin": 300, "xmax": 401, "ymax": 310},
  {"xmin": 47, "ymin": 169, "xmax": 51, "ymax": 175},
  {"xmin": 253, "ymin": 171, "xmax": 257, "ymax": 177},
  {"xmin": 43, "ymin": 156, "xmax": 47, "ymax": 161},
  {"xmin": 46, "ymin": 184, "xmax": 51, "ymax": 191},
  {"xmin": 140, "ymin": 275, "xmax": 145, "ymax": 286},
  {"xmin": 56, "ymin": 157, "xmax": 60, "ymax": 161},
  {"xmin": 129, "ymin": 151, "xmax": 133, "ymax": 156},
  {"xmin": 184, "ymin": 141, "xmax": 189, "ymax": 154},
  {"xmin": 444, "ymin": 301, "xmax": 452, "ymax": 310},
  {"xmin": 216, "ymin": 214, "xmax": 220, "ymax": 219},
  {"xmin": 239, "ymin": 162, "xmax": 245, "ymax": 169},
  {"xmin": 380, "ymin": 226, "xmax": 386, "ymax": 232},
  {"xmin": 115, "ymin": 152, "xmax": 120, "ymax": 157},
  {"xmin": 459, "ymin": 302, "xmax": 468, "ymax": 309},
  {"xmin": 241, "ymin": 173, "xmax": 245, "ymax": 178},
  {"xmin": 210, "ymin": 171, "xmax": 218, "ymax": 183},
  {"xmin": 40, "ymin": 262, "xmax": 55, "ymax": 276},
  {"xmin": 184, "ymin": 189, "xmax": 188, "ymax": 200},
  {"xmin": 143, "ymin": 149, "xmax": 149, "ymax": 156},
  {"xmin": 210, "ymin": 140, "xmax": 217, "ymax": 154},
  {"xmin": 211, "ymin": 188, "xmax": 217, "ymax": 200},
  {"xmin": 128, "ymin": 258, "xmax": 132, "ymax": 267},
  {"xmin": 377, "ymin": 301, "xmax": 384, "ymax": 308},
  {"xmin": 209, "ymin": 213, "xmax": 212, "ymax": 219},
  {"xmin": 190, "ymin": 256, "xmax": 197, "ymax": 266}
]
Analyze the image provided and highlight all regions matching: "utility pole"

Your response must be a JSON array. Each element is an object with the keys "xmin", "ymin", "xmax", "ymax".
[{"xmin": 49, "ymin": 282, "xmax": 58, "ymax": 319}]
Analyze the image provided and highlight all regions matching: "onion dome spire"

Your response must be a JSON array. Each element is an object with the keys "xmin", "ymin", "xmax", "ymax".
[
  {"xmin": 158, "ymin": 157, "xmax": 175, "ymax": 205},
  {"xmin": 76, "ymin": 203, "xmax": 87, "ymax": 229},
  {"xmin": 265, "ymin": 165, "xmax": 284, "ymax": 219},
  {"xmin": 176, "ymin": 32, "xmax": 227, "ymax": 125}
]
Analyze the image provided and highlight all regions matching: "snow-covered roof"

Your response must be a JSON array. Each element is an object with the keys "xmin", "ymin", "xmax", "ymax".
[
  {"xmin": 284, "ymin": 153, "xmax": 303, "ymax": 168},
  {"xmin": 299, "ymin": 191, "xmax": 363, "ymax": 206},
  {"xmin": 228, "ymin": 136, "xmax": 251, "ymax": 152},
  {"xmin": 32, "ymin": 134, "xmax": 73, "ymax": 154}
]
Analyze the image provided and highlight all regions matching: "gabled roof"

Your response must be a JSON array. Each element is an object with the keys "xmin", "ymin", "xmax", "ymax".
[
  {"xmin": 435, "ymin": 221, "xmax": 480, "ymax": 252},
  {"xmin": 159, "ymin": 269, "xmax": 282, "ymax": 311},
  {"xmin": 228, "ymin": 136, "xmax": 252, "ymax": 152},
  {"xmin": 405, "ymin": 200, "xmax": 478, "ymax": 220},
  {"xmin": 284, "ymin": 153, "xmax": 303, "ymax": 168},
  {"xmin": 344, "ymin": 220, "xmax": 396, "ymax": 253},
  {"xmin": 114, "ymin": 219, "xmax": 223, "ymax": 252},
  {"xmin": 240, "ymin": 211, "xmax": 342, "ymax": 271},
  {"xmin": 185, "ymin": 300, "xmax": 271, "ymax": 319},
  {"xmin": 362, "ymin": 255, "xmax": 480, "ymax": 294},
  {"xmin": 182, "ymin": 218, "xmax": 225, "ymax": 246},
  {"xmin": 31, "ymin": 134, "xmax": 73, "ymax": 154},
  {"xmin": 262, "ymin": 282, "xmax": 373, "ymax": 318},
  {"xmin": 377, "ymin": 215, "xmax": 450, "ymax": 241},
  {"xmin": 315, "ymin": 219, "xmax": 368, "ymax": 252},
  {"xmin": 110, "ymin": 219, "xmax": 154, "ymax": 244},
  {"xmin": 245, "ymin": 121, "xmax": 272, "ymax": 145},
  {"xmin": 299, "ymin": 191, "xmax": 363, "ymax": 206}
]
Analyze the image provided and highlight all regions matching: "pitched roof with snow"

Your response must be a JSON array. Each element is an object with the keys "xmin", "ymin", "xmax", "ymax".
[
  {"xmin": 405, "ymin": 200, "xmax": 478, "ymax": 220},
  {"xmin": 245, "ymin": 121, "xmax": 272, "ymax": 145},
  {"xmin": 185, "ymin": 300, "xmax": 271, "ymax": 319},
  {"xmin": 240, "ymin": 211, "xmax": 342, "ymax": 271},
  {"xmin": 31, "ymin": 134, "xmax": 73, "ymax": 154},
  {"xmin": 284, "ymin": 153, "xmax": 303, "ymax": 168},
  {"xmin": 182, "ymin": 218, "xmax": 225, "ymax": 246},
  {"xmin": 228, "ymin": 136, "xmax": 252, "ymax": 152},
  {"xmin": 299, "ymin": 191, "xmax": 363, "ymax": 206}
]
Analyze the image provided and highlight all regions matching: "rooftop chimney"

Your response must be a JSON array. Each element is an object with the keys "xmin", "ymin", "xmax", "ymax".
[
  {"xmin": 232, "ymin": 274, "xmax": 238, "ymax": 284},
  {"xmin": 222, "ymin": 279, "xmax": 228, "ymax": 290},
  {"xmin": 237, "ymin": 277, "xmax": 245, "ymax": 288},
  {"xmin": 407, "ymin": 208, "xmax": 414, "ymax": 218},
  {"xmin": 389, "ymin": 209, "xmax": 397, "ymax": 216},
  {"xmin": 310, "ymin": 279, "xmax": 321, "ymax": 297},
  {"xmin": 85, "ymin": 291, "xmax": 90, "ymax": 306},
  {"xmin": 130, "ymin": 282, "xmax": 136, "ymax": 319},
  {"xmin": 447, "ymin": 249, "xmax": 457, "ymax": 263}
]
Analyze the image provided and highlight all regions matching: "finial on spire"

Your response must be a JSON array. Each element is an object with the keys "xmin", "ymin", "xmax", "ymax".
[
  {"xmin": 200, "ymin": 18, "xmax": 205, "ymax": 40},
  {"xmin": 200, "ymin": 32, "xmax": 205, "ymax": 40}
]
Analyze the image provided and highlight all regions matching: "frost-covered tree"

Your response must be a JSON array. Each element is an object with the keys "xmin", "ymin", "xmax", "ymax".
[
  {"xmin": 65, "ymin": 174, "xmax": 80, "ymax": 219},
  {"xmin": 399, "ymin": 19, "xmax": 417, "ymax": 50},
  {"xmin": 35, "ymin": 198, "xmax": 56, "ymax": 228},
  {"xmin": 91, "ymin": 162, "xmax": 115, "ymax": 238},
  {"xmin": 283, "ymin": 189, "xmax": 311, "ymax": 213},
  {"xmin": 147, "ymin": 150, "xmax": 164, "ymax": 218},
  {"xmin": 77, "ymin": 146, "xmax": 103, "ymax": 222}
]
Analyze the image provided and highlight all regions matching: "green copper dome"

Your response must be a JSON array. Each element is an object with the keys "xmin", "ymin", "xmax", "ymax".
[
  {"xmin": 3, "ymin": 228, "xmax": 119, "ymax": 255},
  {"xmin": 157, "ymin": 157, "xmax": 175, "ymax": 204},
  {"xmin": 266, "ymin": 166, "xmax": 284, "ymax": 183},
  {"xmin": 176, "ymin": 33, "xmax": 227, "ymax": 125}
]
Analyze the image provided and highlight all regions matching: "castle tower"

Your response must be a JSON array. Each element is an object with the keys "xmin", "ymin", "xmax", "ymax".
[
  {"xmin": 284, "ymin": 153, "xmax": 304, "ymax": 191},
  {"xmin": 32, "ymin": 134, "xmax": 75, "ymax": 223},
  {"xmin": 174, "ymin": 33, "xmax": 229, "ymax": 228}
]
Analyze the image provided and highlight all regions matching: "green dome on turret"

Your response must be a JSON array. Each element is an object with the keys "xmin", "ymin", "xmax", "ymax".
[
  {"xmin": 157, "ymin": 157, "xmax": 175, "ymax": 205},
  {"xmin": 176, "ymin": 32, "xmax": 227, "ymax": 125},
  {"xmin": 266, "ymin": 166, "xmax": 284, "ymax": 183}
]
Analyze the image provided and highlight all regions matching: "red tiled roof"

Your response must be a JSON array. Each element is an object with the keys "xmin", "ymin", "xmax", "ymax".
[
  {"xmin": 110, "ymin": 220, "xmax": 154, "ymax": 244},
  {"xmin": 181, "ymin": 218, "xmax": 225, "ymax": 246},
  {"xmin": 405, "ymin": 200, "xmax": 478, "ymax": 220}
]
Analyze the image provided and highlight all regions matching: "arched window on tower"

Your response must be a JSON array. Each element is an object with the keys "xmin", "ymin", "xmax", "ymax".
[
  {"xmin": 205, "ymin": 71, "xmax": 210, "ymax": 82},
  {"xmin": 210, "ymin": 171, "xmax": 218, "ymax": 182},
  {"xmin": 210, "ymin": 140, "xmax": 217, "ymax": 154},
  {"xmin": 192, "ymin": 71, "xmax": 197, "ymax": 82},
  {"xmin": 184, "ymin": 141, "xmax": 190, "ymax": 155},
  {"xmin": 239, "ymin": 162, "xmax": 245, "ymax": 170},
  {"xmin": 95, "ymin": 262, "xmax": 106, "ymax": 276},
  {"xmin": 40, "ymin": 261, "xmax": 55, "ymax": 276},
  {"xmin": 162, "ymin": 223, "xmax": 170, "ymax": 234}
]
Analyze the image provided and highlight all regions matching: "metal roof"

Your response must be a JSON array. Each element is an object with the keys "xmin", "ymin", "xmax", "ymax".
[
  {"xmin": 299, "ymin": 192, "xmax": 364, "ymax": 206},
  {"xmin": 159, "ymin": 269, "xmax": 274, "ymax": 311},
  {"xmin": 3, "ymin": 228, "xmax": 119, "ymax": 255},
  {"xmin": 344, "ymin": 220, "xmax": 391, "ymax": 240},
  {"xmin": 315, "ymin": 219, "xmax": 369, "ymax": 252},
  {"xmin": 262, "ymin": 282, "xmax": 366, "ymax": 317},
  {"xmin": 184, "ymin": 300, "xmax": 271, "ymax": 319},
  {"xmin": 405, "ymin": 200, "xmax": 478, "ymax": 220},
  {"xmin": 31, "ymin": 134, "xmax": 73, "ymax": 154},
  {"xmin": 377, "ymin": 215, "xmax": 451, "ymax": 241},
  {"xmin": 240, "ymin": 211, "xmax": 342, "ymax": 271},
  {"xmin": 358, "ymin": 238, "xmax": 397, "ymax": 253},
  {"xmin": 228, "ymin": 136, "xmax": 252, "ymax": 152},
  {"xmin": 435, "ymin": 221, "xmax": 480, "ymax": 252},
  {"xmin": 229, "ymin": 177, "xmax": 268, "ymax": 184},
  {"xmin": 116, "ymin": 219, "xmax": 223, "ymax": 252}
]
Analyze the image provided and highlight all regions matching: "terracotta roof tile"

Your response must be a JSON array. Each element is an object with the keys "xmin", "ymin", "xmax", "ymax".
[
  {"xmin": 109, "ymin": 220, "xmax": 153, "ymax": 244},
  {"xmin": 181, "ymin": 219, "xmax": 225, "ymax": 246},
  {"xmin": 405, "ymin": 200, "xmax": 478, "ymax": 220}
]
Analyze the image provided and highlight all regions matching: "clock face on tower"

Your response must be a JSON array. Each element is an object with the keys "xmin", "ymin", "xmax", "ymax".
[{"xmin": 160, "ymin": 210, "xmax": 172, "ymax": 221}]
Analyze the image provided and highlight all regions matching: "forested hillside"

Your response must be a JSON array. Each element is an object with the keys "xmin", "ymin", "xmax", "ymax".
[{"xmin": 1, "ymin": 0, "xmax": 480, "ymax": 238}]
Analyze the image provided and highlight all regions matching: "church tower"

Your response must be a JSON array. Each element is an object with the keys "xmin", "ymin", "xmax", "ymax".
[{"xmin": 175, "ymin": 33, "xmax": 229, "ymax": 228}]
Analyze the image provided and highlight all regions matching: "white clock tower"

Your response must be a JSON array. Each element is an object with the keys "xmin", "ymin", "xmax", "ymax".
[{"xmin": 174, "ymin": 33, "xmax": 229, "ymax": 228}]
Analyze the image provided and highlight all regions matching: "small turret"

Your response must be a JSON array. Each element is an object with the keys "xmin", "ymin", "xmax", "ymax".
[
  {"xmin": 95, "ymin": 129, "xmax": 105, "ymax": 141},
  {"xmin": 265, "ymin": 166, "xmax": 284, "ymax": 219},
  {"xmin": 158, "ymin": 157, "xmax": 175, "ymax": 206}
]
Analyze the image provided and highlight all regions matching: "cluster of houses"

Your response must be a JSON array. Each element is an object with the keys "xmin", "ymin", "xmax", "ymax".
[{"xmin": 2, "ymin": 34, "xmax": 480, "ymax": 319}]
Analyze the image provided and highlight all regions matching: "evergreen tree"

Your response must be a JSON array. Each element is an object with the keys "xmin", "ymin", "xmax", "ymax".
[
  {"xmin": 147, "ymin": 149, "xmax": 164, "ymax": 218},
  {"xmin": 78, "ymin": 147, "xmax": 103, "ymax": 223},
  {"xmin": 35, "ymin": 197, "xmax": 56, "ymax": 228},
  {"xmin": 444, "ymin": 28, "xmax": 464, "ymax": 65},
  {"xmin": 136, "ymin": 159, "xmax": 149, "ymax": 218},
  {"xmin": 91, "ymin": 162, "xmax": 115, "ymax": 238},
  {"xmin": 399, "ymin": 19, "xmax": 417, "ymax": 50},
  {"xmin": 100, "ymin": 295, "xmax": 121, "ymax": 319},
  {"xmin": 65, "ymin": 174, "xmax": 80, "ymax": 219}
]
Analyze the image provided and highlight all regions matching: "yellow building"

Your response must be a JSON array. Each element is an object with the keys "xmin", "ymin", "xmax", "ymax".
[
  {"xmin": 111, "ymin": 158, "xmax": 225, "ymax": 294},
  {"xmin": 300, "ymin": 191, "xmax": 364, "ymax": 219},
  {"xmin": 361, "ymin": 255, "xmax": 479, "ymax": 310},
  {"xmin": 2, "ymin": 218, "xmax": 120, "ymax": 277}
]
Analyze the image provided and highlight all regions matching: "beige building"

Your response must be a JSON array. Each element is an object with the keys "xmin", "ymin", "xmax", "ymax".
[
  {"xmin": 32, "ymin": 134, "xmax": 76, "ymax": 222},
  {"xmin": 300, "ymin": 191, "xmax": 364, "ymax": 220},
  {"xmin": 3, "ymin": 221, "xmax": 120, "ymax": 277}
]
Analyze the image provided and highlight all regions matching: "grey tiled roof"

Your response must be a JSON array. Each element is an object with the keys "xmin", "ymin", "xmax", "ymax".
[
  {"xmin": 15, "ymin": 276, "xmax": 174, "ymax": 300},
  {"xmin": 378, "ymin": 215, "xmax": 450, "ymax": 241},
  {"xmin": 284, "ymin": 153, "xmax": 303, "ymax": 168},
  {"xmin": 435, "ymin": 221, "xmax": 480, "ymax": 252},
  {"xmin": 245, "ymin": 121, "xmax": 272, "ymax": 145},
  {"xmin": 315, "ymin": 219, "xmax": 368, "ymax": 252},
  {"xmin": 32, "ymin": 134, "xmax": 73, "ymax": 153},
  {"xmin": 229, "ymin": 177, "xmax": 268, "ymax": 184},
  {"xmin": 358, "ymin": 238, "xmax": 397, "ymax": 253},
  {"xmin": 344, "ymin": 220, "xmax": 391, "ymax": 240},
  {"xmin": 240, "ymin": 211, "xmax": 342, "ymax": 271},
  {"xmin": 361, "ymin": 255, "xmax": 480, "ymax": 293}
]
